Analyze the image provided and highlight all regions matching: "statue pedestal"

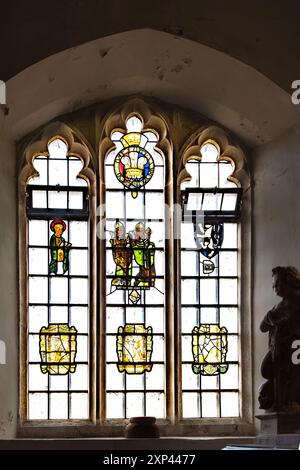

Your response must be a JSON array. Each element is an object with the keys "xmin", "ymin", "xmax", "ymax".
[{"xmin": 256, "ymin": 411, "xmax": 300, "ymax": 449}]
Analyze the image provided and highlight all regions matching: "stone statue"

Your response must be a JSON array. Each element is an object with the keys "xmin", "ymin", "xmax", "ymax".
[{"xmin": 259, "ymin": 266, "xmax": 300, "ymax": 411}]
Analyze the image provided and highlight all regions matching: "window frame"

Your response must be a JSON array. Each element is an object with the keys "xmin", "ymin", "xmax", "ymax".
[
  {"xmin": 103, "ymin": 117, "xmax": 167, "ymax": 420},
  {"xmin": 98, "ymin": 107, "xmax": 175, "ymax": 427},
  {"xmin": 19, "ymin": 123, "xmax": 97, "ymax": 431},
  {"xmin": 176, "ymin": 126, "xmax": 252, "ymax": 433},
  {"xmin": 18, "ymin": 102, "xmax": 252, "ymax": 437}
]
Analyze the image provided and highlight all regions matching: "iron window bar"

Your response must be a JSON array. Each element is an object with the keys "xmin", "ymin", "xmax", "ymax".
[
  {"xmin": 181, "ymin": 187, "xmax": 243, "ymax": 223},
  {"xmin": 26, "ymin": 185, "xmax": 89, "ymax": 220}
]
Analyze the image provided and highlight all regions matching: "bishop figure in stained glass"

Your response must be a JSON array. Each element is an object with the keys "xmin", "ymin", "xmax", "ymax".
[
  {"xmin": 129, "ymin": 223, "xmax": 156, "ymax": 289},
  {"xmin": 109, "ymin": 220, "xmax": 132, "ymax": 288},
  {"xmin": 110, "ymin": 221, "xmax": 156, "ymax": 294}
]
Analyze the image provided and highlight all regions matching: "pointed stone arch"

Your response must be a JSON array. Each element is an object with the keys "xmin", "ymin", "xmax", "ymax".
[{"xmin": 177, "ymin": 125, "xmax": 250, "ymax": 190}]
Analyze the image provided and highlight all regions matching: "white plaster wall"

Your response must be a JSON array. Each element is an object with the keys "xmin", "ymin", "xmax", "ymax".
[
  {"xmin": 0, "ymin": 29, "xmax": 299, "ymax": 438},
  {"xmin": 0, "ymin": 124, "xmax": 17, "ymax": 438},
  {"xmin": 252, "ymin": 124, "xmax": 300, "ymax": 426}
]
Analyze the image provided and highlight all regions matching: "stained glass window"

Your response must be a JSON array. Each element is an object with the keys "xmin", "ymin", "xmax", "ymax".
[
  {"xmin": 105, "ymin": 116, "xmax": 165, "ymax": 419},
  {"xmin": 180, "ymin": 141, "xmax": 240, "ymax": 418},
  {"xmin": 21, "ymin": 111, "xmax": 249, "ymax": 433},
  {"xmin": 27, "ymin": 138, "xmax": 90, "ymax": 420}
]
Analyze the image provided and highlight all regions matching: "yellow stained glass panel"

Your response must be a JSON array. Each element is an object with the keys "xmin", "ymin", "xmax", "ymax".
[
  {"xmin": 117, "ymin": 323, "xmax": 153, "ymax": 374},
  {"xmin": 39, "ymin": 323, "xmax": 77, "ymax": 375},
  {"xmin": 192, "ymin": 324, "xmax": 228, "ymax": 375}
]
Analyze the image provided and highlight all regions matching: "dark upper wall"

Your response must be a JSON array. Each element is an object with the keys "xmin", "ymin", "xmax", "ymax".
[{"xmin": 0, "ymin": 0, "xmax": 300, "ymax": 91}]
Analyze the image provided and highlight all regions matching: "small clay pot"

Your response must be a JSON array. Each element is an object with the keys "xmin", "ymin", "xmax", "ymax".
[{"xmin": 125, "ymin": 416, "xmax": 160, "ymax": 438}]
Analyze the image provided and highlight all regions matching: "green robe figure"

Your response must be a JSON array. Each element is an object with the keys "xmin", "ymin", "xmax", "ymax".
[
  {"xmin": 129, "ymin": 223, "xmax": 156, "ymax": 288},
  {"xmin": 49, "ymin": 219, "xmax": 72, "ymax": 275}
]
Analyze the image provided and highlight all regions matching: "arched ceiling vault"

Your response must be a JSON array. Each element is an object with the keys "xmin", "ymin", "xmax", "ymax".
[
  {"xmin": 5, "ymin": 29, "xmax": 298, "ymax": 146},
  {"xmin": 1, "ymin": 0, "xmax": 300, "ymax": 92}
]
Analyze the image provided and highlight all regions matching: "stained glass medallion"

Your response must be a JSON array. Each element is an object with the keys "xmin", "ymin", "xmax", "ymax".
[
  {"xmin": 114, "ymin": 131, "xmax": 155, "ymax": 198},
  {"xmin": 49, "ymin": 219, "xmax": 72, "ymax": 275},
  {"xmin": 192, "ymin": 324, "xmax": 228, "ymax": 375},
  {"xmin": 39, "ymin": 323, "xmax": 77, "ymax": 375},
  {"xmin": 116, "ymin": 323, "xmax": 153, "ymax": 374}
]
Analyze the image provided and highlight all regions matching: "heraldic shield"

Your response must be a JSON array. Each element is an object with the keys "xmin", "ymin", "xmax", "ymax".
[{"xmin": 194, "ymin": 223, "xmax": 224, "ymax": 260}]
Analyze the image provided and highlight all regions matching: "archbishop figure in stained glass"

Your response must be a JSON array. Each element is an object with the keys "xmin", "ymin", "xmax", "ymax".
[
  {"xmin": 129, "ymin": 223, "xmax": 156, "ymax": 288},
  {"xmin": 110, "ymin": 221, "xmax": 156, "ymax": 294},
  {"xmin": 192, "ymin": 324, "xmax": 228, "ymax": 375},
  {"xmin": 109, "ymin": 220, "xmax": 132, "ymax": 288},
  {"xmin": 117, "ymin": 323, "xmax": 153, "ymax": 374},
  {"xmin": 39, "ymin": 323, "xmax": 77, "ymax": 375},
  {"xmin": 49, "ymin": 219, "xmax": 72, "ymax": 275}
]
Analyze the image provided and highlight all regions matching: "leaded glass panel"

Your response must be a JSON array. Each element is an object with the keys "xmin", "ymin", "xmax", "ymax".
[
  {"xmin": 181, "ymin": 142, "xmax": 240, "ymax": 418},
  {"xmin": 27, "ymin": 138, "xmax": 90, "ymax": 420},
  {"xmin": 105, "ymin": 116, "xmax": 166, "ymax": 419}
]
